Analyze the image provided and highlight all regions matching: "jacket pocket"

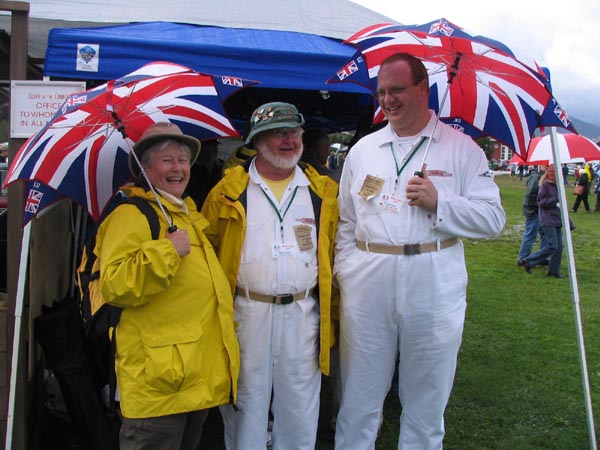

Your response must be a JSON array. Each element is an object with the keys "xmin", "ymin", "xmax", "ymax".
[{"xmin": 141, "ymin": 327, "xmax": 203, "ymax": 392}]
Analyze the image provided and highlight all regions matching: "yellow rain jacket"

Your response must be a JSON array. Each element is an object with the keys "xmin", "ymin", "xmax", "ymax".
[
  {"xmin": 201, "ymin": 162, "xmax": 339, "ymax": 374},
  {"xmin": 97, "ymin": 186, "xmax": 239, "ymax": 419}
]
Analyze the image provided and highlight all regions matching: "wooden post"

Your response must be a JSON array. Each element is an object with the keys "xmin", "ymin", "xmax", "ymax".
[{"xmin": 1, "ymin": 2, "xmax": 30, "ymax": 449}]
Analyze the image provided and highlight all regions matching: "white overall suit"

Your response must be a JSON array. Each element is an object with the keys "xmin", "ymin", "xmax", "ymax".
[{"xmin": 334, "ymin": 115, "xmax": 505, "ymax": 450}]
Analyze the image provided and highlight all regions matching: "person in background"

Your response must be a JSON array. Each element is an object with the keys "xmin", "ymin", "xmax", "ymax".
[
  {"xmin": 301, "ymin": 128, "xmax": 331, "ymax": 176},
  {"xmin": 202, "ymin": 102, "xmax": 338, "ymax": 450},
  {"xmin": 97, "ymin": 122, "xmax": 239, "ymax": 450},
  {"xmin": 517, "ymin": 165, "xmax": 546, "ymax": 266},
  {"xmin": 186, "ymin": 139, "xmax": 223, "ymax": 209},
  {"xmin": 561, "ymin": 164, "xmax": 569, "ymax": 186},
  {"xmin": 584, "ymin": 162, "xmax": 594, "ymax": 185},
  {"xmin": 333, "ymin": 52, "xmax": 505, "ymax": 450},
  {"xmin": 574, "ymin": 164, "xmax": 582, "ymax": 184},
  {"xmin": 595, "ymin": 174, "xmax": 600, "ymax": 212},
  {"xmin": 523, "ymin": 164, "xmax": 566, "ymax": 278},
  {"xmin": 0, "ymin": 148, "xmax": 7, "ymax": 163},
  {"xmin": 572, "ymin": 171, "xmax": 591, "ymax": 213},
  {"xmin": 518, "ymin": 164, "xmax": 525, "ymax": 181},
  {"xmin": 222, "ymin": 144, "xmax": 257, "ymax": 175}
]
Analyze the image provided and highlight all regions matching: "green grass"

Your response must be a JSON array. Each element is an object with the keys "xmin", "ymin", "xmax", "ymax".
[
  {"xmin": 318, "ymin": 175, "xmax": 600, "ymax": 450},
  {"xmin": 204, "ymin": 174, "xmax": 600, "ymax": 449}
]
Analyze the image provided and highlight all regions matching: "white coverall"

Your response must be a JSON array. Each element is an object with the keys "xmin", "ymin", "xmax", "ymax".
[
  {"xmin": 334, "ymin": 114, "xmax": 505, "ymax": 450},
  {"xmin": 221, "ymin": 162, "xmax": 321, "ymax": 450}
]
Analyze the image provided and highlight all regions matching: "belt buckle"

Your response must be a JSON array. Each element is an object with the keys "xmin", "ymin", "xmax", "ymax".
[
  {"xmin": 403, "ymin": 243, "xmax": 421, "ymax": 255},
  {"xmin": 276, "ymin": 294, "xmax": 294, "ymax": 305}
]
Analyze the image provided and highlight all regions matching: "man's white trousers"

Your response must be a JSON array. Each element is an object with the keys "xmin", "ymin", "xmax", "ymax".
[
  {"xmin": 221, "ymin": 295, "xmax": 321, "ymax": 450},
  {"xmin": 334, "ymin": 245, "xmax": 466, "ymax": 450}
]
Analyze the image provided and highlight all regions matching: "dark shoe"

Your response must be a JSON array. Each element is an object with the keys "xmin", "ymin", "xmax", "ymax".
[
  {"xmin": 540, "ymin": 259, "xmax": 549, "ymax": 266},
  {"xmin": 517, "ymin": 260, "xmax": 525, "ymax": 266},
  {"xmin": 548, "ymin": 273, "xmax": 567, "ymax": 279},
  {"xmin": 524, "ymin": 262, "xmax": 533, "ymax": 274}
]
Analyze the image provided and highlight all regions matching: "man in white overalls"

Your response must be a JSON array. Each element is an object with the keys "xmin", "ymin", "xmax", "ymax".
[{"xmin": 334, "ymin": 53, "xmax": 505, "ymax": 450}]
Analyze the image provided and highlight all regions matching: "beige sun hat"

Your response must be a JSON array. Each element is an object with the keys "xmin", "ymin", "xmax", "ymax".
[{"xmin": 129, "ymin": 122, "xmax": 201, "ymax": 178}]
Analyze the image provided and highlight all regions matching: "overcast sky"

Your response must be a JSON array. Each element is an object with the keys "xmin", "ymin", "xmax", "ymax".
[{"xmin": 350, "ymin": 0, "xmax": 600, "ymax": 126}]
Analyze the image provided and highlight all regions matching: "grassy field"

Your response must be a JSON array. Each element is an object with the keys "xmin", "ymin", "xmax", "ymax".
[
  {"xmin": 352, "ymin": 174, "xmax": 600, "ymax": 450},
  {"xmin": 203, "ymin": 174, "xmax": 600, "ymax": 449}
]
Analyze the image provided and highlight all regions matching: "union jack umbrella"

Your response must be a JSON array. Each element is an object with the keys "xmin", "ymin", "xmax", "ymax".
[
  {"xmin": 4, "ymin": 61, "xmax": 257, "ymax": 222},
  {"xmin": 329, "ymin": 18, "xmax": 577, "ymax": 161}
]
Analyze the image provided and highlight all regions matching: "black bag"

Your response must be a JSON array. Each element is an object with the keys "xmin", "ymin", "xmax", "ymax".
[
  {"xmin": 34, "ymin": 297, "xmax": 115, "ymax": 450},
  {"xmin": 77, "ymin": 196, "xmax": 160, "ymax": 391}
]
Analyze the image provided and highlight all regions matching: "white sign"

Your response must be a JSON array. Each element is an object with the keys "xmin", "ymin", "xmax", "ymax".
[
  {"xmin": 10, "ymin": 80, "xmax": 86, "ymax": 138},
  {"xmin": 77, "ymin": 43, "xmax": 100, "ymax": 72}
]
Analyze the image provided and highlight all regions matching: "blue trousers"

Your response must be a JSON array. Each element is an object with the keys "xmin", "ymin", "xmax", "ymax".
[
  {"xmin": 517, "ymin": 213, "xmax": 544, "ymax": 263},
  {"xmin": 525, "ymin": 226, "xmax": 563, "ymax": 276}
]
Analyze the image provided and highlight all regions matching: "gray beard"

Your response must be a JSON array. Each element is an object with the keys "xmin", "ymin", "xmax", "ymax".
[{"xmin": 258, "ymin": 145, "xmax": 302, "ymax": 170}]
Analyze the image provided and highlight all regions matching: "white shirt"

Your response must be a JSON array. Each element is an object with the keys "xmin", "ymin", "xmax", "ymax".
[
  {"xmin": 335, "ymin": 112, "xmax": 505, "ymax": 267},
  {"xmin": 237, "ymin": 160, "xmax": 318, "ymax": 295}
]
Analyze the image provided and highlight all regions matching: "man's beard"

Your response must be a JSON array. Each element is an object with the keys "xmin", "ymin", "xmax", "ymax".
[{"xmin": 258, "ymin": 143, "xmax": 302, "ymax": 170}]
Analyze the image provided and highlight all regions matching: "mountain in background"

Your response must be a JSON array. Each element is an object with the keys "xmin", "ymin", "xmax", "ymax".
[{"xmin": 569, "ymin": 117, "xmax": 600, "ymax": 141}]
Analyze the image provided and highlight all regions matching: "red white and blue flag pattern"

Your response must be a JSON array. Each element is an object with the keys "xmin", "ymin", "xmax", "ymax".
[
  {"xmin": 5, "ymin": 61, "xmax": 256, "ymax": 222},
  {"xmin": 330, "ymin": 19, "xmax": 576, "ymax": 160}
]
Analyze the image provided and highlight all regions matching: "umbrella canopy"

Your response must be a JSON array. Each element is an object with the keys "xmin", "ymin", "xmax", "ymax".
[
  {"xmin": 526, "ymin": 133, "xmax": 600, "ymax": 165},
  {"xmin": 508, "ymin": 154, "xmax": 527, "ymax": 165},
  {"xmin": 4, "ymin": 61, "xmax": 255, "ymax": 222},
  {"xmin": 329, "ymin": 18, "xmax": 576, "ymax": 160}
]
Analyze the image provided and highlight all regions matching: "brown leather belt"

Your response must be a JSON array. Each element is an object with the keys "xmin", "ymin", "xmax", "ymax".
[
  {"xmin": 356, "ymin": 237, "xmax": 459, "ymax": 255},
  {"xmin": 235, "ymin": 287, "xmax": 315, "ymax": 305}
]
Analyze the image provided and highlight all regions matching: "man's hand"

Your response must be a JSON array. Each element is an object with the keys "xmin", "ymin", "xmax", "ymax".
[
  {"xmin": 166, "ymin": 229, "xmax": 191, "ymax": 257},
  {"xmin": 406, "ymin": 164, "xmax": 438, "ymax": 212}
]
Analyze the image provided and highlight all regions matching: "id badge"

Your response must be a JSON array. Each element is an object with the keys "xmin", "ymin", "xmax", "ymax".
[
  {"xmin": 294, "ymin": 224, "xmax": 314, "ymax": 251},
  {"xmin": 379, "ymin": 194, "xmax": 403, "ymax": 214},
  {"xmin": 359, "ymin": 175, "xmax": 385, "ymax": 200},
  {"xmin": 272, "ymin": 243, "xmax": 295, "ymax": 258}
]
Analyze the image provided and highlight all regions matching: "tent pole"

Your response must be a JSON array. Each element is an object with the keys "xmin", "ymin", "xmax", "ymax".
[
  {"xmin": 5, "ymin": 221, "xmax": 31, "ymax": 450},
  {"xmin": 550, "ymin": 126, "xmax": 597, "ymax": 450}
]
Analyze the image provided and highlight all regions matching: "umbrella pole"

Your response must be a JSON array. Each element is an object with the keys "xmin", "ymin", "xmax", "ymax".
[
  {"xmin": 5, "ymin": 221, "xmax": 32, "ymax": 450},
  {"xmin": 550, "ymin": 126, "xmax": 597, "ymax": 450},
  {"xmin": 416, "ymin": 54, "xmax": 461, "ymax": 176},
  {"xmin": 128, "ymin": 148, "xmax": 177, "ymax": 233}
]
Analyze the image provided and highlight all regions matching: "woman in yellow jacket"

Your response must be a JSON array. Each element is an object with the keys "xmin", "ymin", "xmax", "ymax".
[{"xmin": 97, "ymin": 123, "xmax": 239, "ymax": 450}]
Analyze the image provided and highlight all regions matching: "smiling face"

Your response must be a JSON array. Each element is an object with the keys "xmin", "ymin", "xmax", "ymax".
[
  {"xmin": 377, "ymin": 58, "xmax": 431, "ymax": 137},
  {"xmin": 142, "ymin": 141, "xmax": 191, "ymax": 198},
  {"xmin": 254, "ymin": 127, "xmax": 304, "ymax": 179}
]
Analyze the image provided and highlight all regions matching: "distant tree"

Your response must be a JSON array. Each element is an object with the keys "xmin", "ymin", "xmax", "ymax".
[{"xmin": 476, "ymin": 136, "xmax": 495, "ymax": 160}]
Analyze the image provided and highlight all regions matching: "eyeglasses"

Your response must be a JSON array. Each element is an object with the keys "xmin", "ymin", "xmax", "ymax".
[
  {"xmin": 268, "ymin": 128, "xmax": 304, "ymax": 139},
  {"xmin": 376, "ymin": 78, "xmax": 425, "ymax": 100}
]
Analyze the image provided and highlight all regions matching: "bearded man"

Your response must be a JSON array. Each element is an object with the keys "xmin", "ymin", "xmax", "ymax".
[{"xmin": 201, "ymin": 102, "xmax": 339, "ymax": 450}]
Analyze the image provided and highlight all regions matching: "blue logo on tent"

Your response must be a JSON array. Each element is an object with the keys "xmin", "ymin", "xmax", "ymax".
[{"xmin": 79, "ymin": 45, "xmax": 97, "ymax": 63}]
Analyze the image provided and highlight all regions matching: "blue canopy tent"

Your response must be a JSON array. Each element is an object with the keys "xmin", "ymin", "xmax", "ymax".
[{"xmin": 43, "ymin": 22, "xmax": 376, "ymax": 132}]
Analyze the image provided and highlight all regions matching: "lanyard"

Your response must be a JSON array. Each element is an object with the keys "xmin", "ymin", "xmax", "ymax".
[
  {"xmin": 389, "ymin": 136, "xmax": 427, "ymax": 186},
  {"xmin": 261, "ymin": 186, "xmax": 299, "ymax": 239}
]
